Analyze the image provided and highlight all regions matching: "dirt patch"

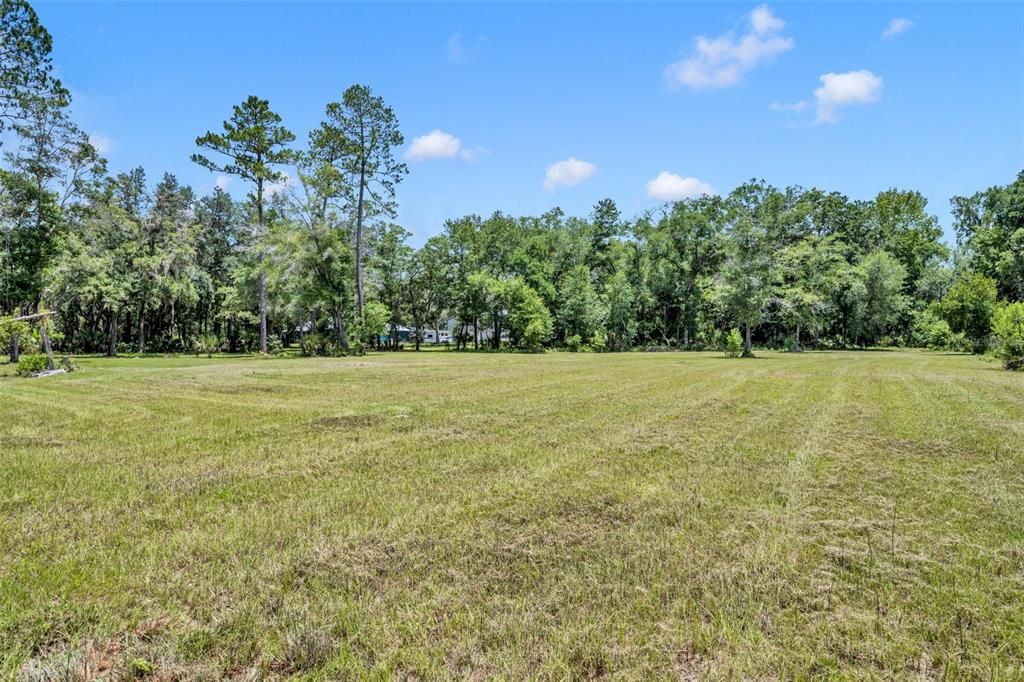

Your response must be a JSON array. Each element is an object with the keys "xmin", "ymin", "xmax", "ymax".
[
  {"xmin": 0, "ymin": 435, "xmax": 65, "ymax": 449},
  {"xmin": 309, "ymin": 414, "xmax": 384, "ymax": 430}
]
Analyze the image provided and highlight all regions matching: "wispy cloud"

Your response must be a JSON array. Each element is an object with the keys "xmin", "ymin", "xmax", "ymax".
[
  {"xmin": 88, "ymin": 133, "xmax": 112, "ymax": 154},
  {"xmin": 665, "ymin": 5, "xmax": 794, "ymax": 90},
  {"xmin": 446, "ymin": 33, "xmax": 487, "ymax": 64},
  {"xmin": 769, "ymin": 100, "xmax": 808, "ymax": 113},
  {"xmin": 882, "ymin": 17, "xmax": 913, "ymax": 40},
  {"xmin": 543, "ymin": 157, "xmax": 596, "ymax": 191}
]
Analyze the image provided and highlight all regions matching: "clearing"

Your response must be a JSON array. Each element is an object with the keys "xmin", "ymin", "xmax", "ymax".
[{"xmin": 1, "ymin": 351, "xmax": 1022, "ymax": 678}]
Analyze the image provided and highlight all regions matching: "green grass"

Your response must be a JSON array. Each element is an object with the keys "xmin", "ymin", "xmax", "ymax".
[{"xmin": 1, "ymin": 350, "xmax": 1022, "ymax": 679}]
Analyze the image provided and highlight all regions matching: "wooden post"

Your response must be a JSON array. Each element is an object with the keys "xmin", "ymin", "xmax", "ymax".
[{"xmin": 38, "ymin": 317, "xmax": 54, "ymax": 371}]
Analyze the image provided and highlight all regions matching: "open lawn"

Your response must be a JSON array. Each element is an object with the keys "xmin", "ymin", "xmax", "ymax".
[{"xmin": 1, "ymin": 350, "xmax": 1022, "ymax": 679}]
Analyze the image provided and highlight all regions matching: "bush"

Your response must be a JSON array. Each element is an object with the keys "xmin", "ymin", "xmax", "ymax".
[
  {"xmin": 522, "ymin": 318, "xmax": 548, "ymax": 353},
  {"xmin": 912, "ymin": 309, "xmax": 954, "ymax": 349},
  {"xmin": 992, "ymin": 302, "xmax": 1024, "ymax": 370},
  {"xmin": 129, "ymin": 657, "xmax": 154, "ymax": 678},
  {"xmin": 564, "ymin": 334, "xmax": 586, "ymax": 352},
  {"xmin": 299, "ymin": 332, "xmax": 328, "ymax": 357},
  {"xmin": 724, "ymin": 328, "xmax": 743, "ymax": 358},
  {"xmin": 16, "ymin": 354, "xmax": 49, "ymax": 376},
  {"xmin": 194, "ymin": 334, "xmax": 222, "ymax": 358}
]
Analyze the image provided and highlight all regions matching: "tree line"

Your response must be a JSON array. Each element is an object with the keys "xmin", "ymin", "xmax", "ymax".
[{"xmin": 1, "ymin": 0, "xmax": 1023, "ymax": 368}]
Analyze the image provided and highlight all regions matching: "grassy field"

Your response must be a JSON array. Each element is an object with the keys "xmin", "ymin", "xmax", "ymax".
[{"xmin": 1, "ymin": 350, "xmax": 1022, "ymax": 679}]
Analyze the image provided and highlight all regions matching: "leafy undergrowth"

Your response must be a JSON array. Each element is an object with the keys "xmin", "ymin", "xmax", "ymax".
[{"xmin": 1, "ymin": 351, "xmax": 1022, "ymax": 679}]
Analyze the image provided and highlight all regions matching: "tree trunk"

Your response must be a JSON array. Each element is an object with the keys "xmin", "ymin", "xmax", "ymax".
[
  {"xmin": 794, "ymin": 323, "xmax": 802, "ymax": 352},
  {"xmin": 138, "ymin": 300, "xmax": 146, "ymax": 353},
  {"xmin": 107, "ymin": 311, "xmax": 118, "ymax": 357},
  {"xmin": 473, "ymin": 315, "xmax": 479, "ymax": 350},
  {"xmin": 743, "ymin": 322, "xmax": 753, "ymax": 357},
  {"xmin": 9, "ymin": 333, "xmax": 20, "ymax": 363},
  {"xmin": 257, "ymin": 181, "xmax": 268, "ymax": 354},
  {"xmin": 333, "ymin": 306, "xmax": 349, "ymax": 350},
  {"xmin": 355, "ymin": 167, "xmax": 366, "ymax": 319},
  {"xmin": 258, "ymin": 264, "xmax": 266, "ymax": 350}
]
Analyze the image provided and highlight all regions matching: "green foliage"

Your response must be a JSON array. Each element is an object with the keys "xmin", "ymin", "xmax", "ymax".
[
  {"xmin": 937, "ymin": 272, "xmax": 997, "ymax": 352},
  {"xmin": 0, "ymin": 314, "xmax": 30, "ymax": 349},
  {"xmin": 603, "ymin": 270, "xmax": 636, "ymax": 351},
  {"xmin": 991, "ymin": 302, "xmax": 1024, "ymax": 370},
  {"xmin": 129, "ymin": 657, "xmax": 154, "ymax": 678},
  {"xmin": 15, "ymin": 353, "xmax": 47, "ymax": 376},
  {"xmin": 191, "ymin": 96, "xmax": 296, "ymax": 191},
  {"xmin": 952, "ymin": 171, "xmax": 1024, "ymax": 300},
  {"xmin": 870, "ymin": 189, "xmax": 948, "ymax": 291},
  {"xmin": 359, "ymin": 301, "xmax": 390, "ymax": 347},
  {"xmin": 193, "ymin": 334, "xmax": 222, "ymax": 358},
  {"xmin": 910, "ymin": 309, "xmax": 969, "ymax": 351},
  {"xmin": 311, "ymin": 84, "xmax": 407, "ymax": 317},
  {"xmin": 856, "ymin": 251, "xmax": 908, "ymax": 345},
  {"xmin": 502, "ymin": 277, "xmax": 552, "ymax": 351},
  {"xmin": 0, "ymin": 0, "xmax": 59, "ymax": 134},
  {"xmin": 725, "ymin": 328, "xmax": 743, "ymax": 357},
  {"xmin": 556, "ymin": 264, "xmax": 604, "ymax": 345}
]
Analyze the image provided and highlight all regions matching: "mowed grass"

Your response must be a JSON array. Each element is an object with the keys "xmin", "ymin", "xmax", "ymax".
[{"xmin": 1, "ymin": 351, "xmax": 1022, "ymax": 679}]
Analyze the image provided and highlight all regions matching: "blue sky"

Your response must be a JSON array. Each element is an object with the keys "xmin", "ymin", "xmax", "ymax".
[{"xmin": 36, "ymin": 1, "xmax": 1024, "ymax": 245}]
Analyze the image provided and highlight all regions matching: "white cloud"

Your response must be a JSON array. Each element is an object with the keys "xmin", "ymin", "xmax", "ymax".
[
  {"xmin": 88, "ymin": 133, "xmax": 112, "ymax": 154},
  {"xmin": 407, "ymin": 129, "xmax": 461, "ymax": 160},
  {"xmin": 543, "ymin": 157, "xmax": 597, "ymax": 191},
  {"xmin": 215, "ymin": 175, "xmax": 232, "ymax": 190},
  {"xmin": 814, "ymin": 70, "xmax": 883, "ymax": 123},
  {"xmin": 882, "ymin": 17, "xmax": 913, "ymax": 39},
  {"xmin": 664, "ymin": 4, "xmax": 794, "ymax": 90},
  {"xmin": 263, "ymin": 171, "xmax": 296, "ymax": 199},
  {"xmin": 750, "ymin": 4, "xmax": 785, "ymax": 35},
  {"xmin": 407, "ymin": 129, "xmax": 484, "ymax": 163},
  {"xmin": 769, "ymin": 100, "xmax": 808, "ymax": 112},
  {"xmin": 646, "ymin": 172, "xmax": 716, "ymax": 201}
]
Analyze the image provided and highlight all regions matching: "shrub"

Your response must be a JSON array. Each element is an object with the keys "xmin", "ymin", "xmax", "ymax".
[
  {"xmin": 992, "ymin": 302, "xmax": 1024, "ymax": 370},
  {"xmin": 522, "ymin": 318, "xmax": 548, "ymax": 353},
  {"xmin": 16, "ymin": 354, "xmax": 49, "ymax": 376},
  {"xmin": 912, "ymin": 309, "xmax": 954, "ymax": 350},
  {"xmin": 129, "ymin": 657, "xmax": 154, "ymax": 678},
  {"xmin": 724, "ymin": 328, "xmax": 743, "ymax": 358},
  {"xmin": 938, "ymin": 272, "xmax": 997, "ymax": 352},
  {"xmin": 194, "ymin": 334, "xmax": 222, "ymax": 358},
  {"xmin": 565, "ymin": 334, "xmax": 586, "ymax": 352},
  {"xmin": 299, "ymin": 332, "xmax": 327, "ymax": 357}
]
